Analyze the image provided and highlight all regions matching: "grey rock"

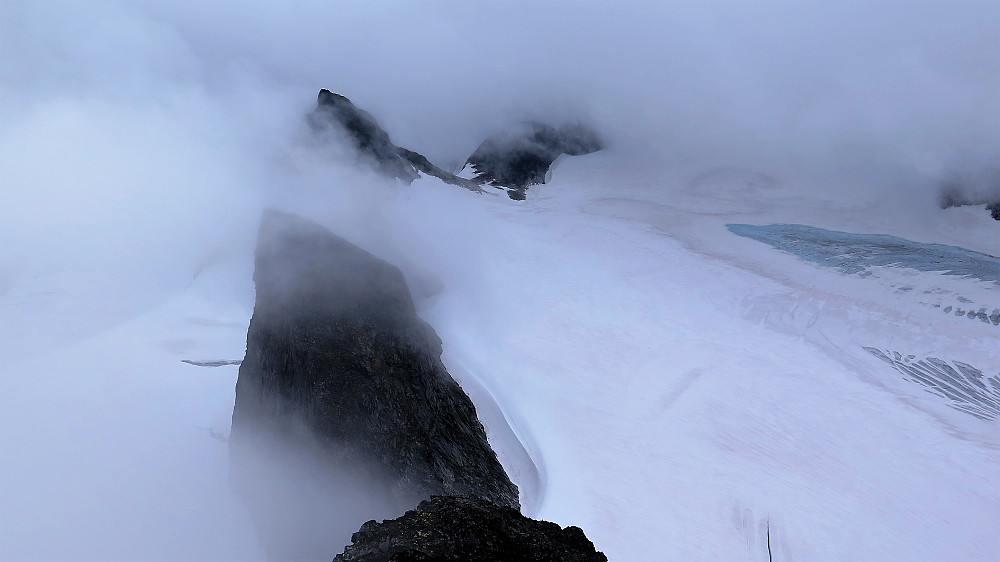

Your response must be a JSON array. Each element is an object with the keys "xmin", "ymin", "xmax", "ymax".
[
  {"xmin": 231, "ymin": 211, "xmax": 518, "ymax": 558},
  {"xmin": 309, "ymin": 90, "xmax": 481, "ymax": 192},
  {"xmin": 233, "ymin": 209, "xmax": 518, "ymax": 506},
  {"xmin": 464, "ymin": 122, "xmax": 603, "ymax": 200},
  {"xmin": 307, "ymin": 90, "xmax": 602, "ymax": 200}
]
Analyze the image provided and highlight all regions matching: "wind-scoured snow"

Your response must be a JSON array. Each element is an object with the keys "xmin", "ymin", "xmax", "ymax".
[{"xmin": 864, "ymin": 348, "xmax": 1000, "ymax": 421}]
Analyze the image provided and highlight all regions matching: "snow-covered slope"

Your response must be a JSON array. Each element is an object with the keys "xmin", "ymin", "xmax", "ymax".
[
  {"xmin": 398, "ymin": 159, "xmax": 1000, "ymax": 561},
  {"xmin": 3, "ymin": 147, "xmax": 996, "ymax": 560}
]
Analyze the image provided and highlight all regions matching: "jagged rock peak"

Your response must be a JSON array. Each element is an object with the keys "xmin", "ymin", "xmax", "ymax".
[
  {"xmin": 334, "ymin": 495, "xmax": 608, "ymax": 562},
  {"xmin": 232, "ymin": 209, "xmax": 519, "ymax": 509},
  {"xmin": 310, "ymin": 90, "xmax": 482, "ymax": 191},
  {"xmin": 315, "ymin": 90, "xmax": 405, "ymax": 172},
  {"xmin": 465, "ymin": 121, "xmax": 603, "ymax": 200},
  {"xmin": 307, "ymin": 89, "xmax": 604, "ymax": 199}
]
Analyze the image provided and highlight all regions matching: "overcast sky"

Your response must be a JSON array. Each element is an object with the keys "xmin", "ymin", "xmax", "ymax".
[
  {"xmin": 2, "ymin": 0, "xmax": 997, "ymax": 355},
  {"xmin": 3, "ymin": 1, "xmax": 998, "ymax": 176}
]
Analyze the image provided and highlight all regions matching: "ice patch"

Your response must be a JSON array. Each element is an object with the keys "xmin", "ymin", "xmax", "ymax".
[
  {"xmin": 865, "ymin": 348, "xmax": 1000, "ymax": 421},
  {"xmin": 727, "ymin": 223, "xmax": 1000, "ymax": 284}
]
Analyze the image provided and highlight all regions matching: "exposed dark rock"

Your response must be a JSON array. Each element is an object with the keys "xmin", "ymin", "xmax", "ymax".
[
  {"xmin": 988, "ymin": 201, "xmax": 1000, "ymax": 221},
  {"xmin": 308, "ymin": 90, "xmax": 603, "ymax": 200},
  {"xmin": 233, "ymin": 209, "xmax": 518, "ymax": 505},
  {"xmin": 309, "ymin": 90, "xmax": 481, "ymax": 192},
  {"xmin": 230, "ymin": 210, "xmax": 518, "ymax": 558},
  {"xmin": 464, "ymin": 122, "xmax": 603, "ymax": 200},
  {"xmin": 334, "ymin": 495, "xmax": 608, "ymax": 562}
]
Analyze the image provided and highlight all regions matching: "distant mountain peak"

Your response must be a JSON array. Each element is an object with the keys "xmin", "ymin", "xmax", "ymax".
[
  {"xmin": 309, "ymin": 89, "xmax": 602, "ymax": 199},
  {"xmin": 465, "ymin": 121, "xmax": 603, "ymax": 200},
  {"xmin": 309, "ymin": 89, "xmax": 482, "ymax": 191}
]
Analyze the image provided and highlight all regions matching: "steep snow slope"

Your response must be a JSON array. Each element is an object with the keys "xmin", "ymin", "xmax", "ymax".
[
  {"xmin": 395, "ymin": 160, "xmax": 999, "ymax": 561},
  {"xmin": 1, "ymin": 152, "xmax": 997, "ymax": 560}
]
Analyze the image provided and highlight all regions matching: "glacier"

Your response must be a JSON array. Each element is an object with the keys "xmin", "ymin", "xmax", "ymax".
[
  {"xmin": 1, "ymin": 2, "xmax": 998, "ymax": 560},
  {"xmin": 2, "ymin": 153, "xmax": 997, "ymax": 560}
]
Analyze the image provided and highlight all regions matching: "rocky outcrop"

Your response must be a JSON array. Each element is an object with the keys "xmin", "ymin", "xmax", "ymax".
[
  {"xmin": 308, "ymin": 90, "xmax": 603, "ymax": 200},
  {"xmin": 940, "ymin": 195, "xmax": 1000, "ymax": 222},
  {"xmin": 230, "ymin": 210, "xmax": 519, "ymax": 558},
  {"xmin": 233, "ymin": 209, "xmax": 518, "ymax": 506},
  {"xmin": 309, "ymin": 90, "xmax": 481, "ymax": 191},
  {"xmin": 464, "ymin": 122, "xmax": 603, "ymax": 200},
  {"xmin": 334, "ymin": 495, "xmax": 608, "ymax": 562}
]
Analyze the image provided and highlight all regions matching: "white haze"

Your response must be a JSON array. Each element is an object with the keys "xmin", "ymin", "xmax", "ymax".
[{"xmin": 1, "ymin": 1, "xmax": 998, "ymax": 560}]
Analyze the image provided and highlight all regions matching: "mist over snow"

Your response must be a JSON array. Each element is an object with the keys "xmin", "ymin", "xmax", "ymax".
[{"xmin": 1, "ymin": 1, "xmax": 999, "ymax": 561}]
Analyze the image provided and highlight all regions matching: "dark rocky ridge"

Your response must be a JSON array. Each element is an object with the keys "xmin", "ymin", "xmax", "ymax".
[
  {"xmin": 334, "ymin": 495, "xmax": 608, "ymax": 562},
  {"xmin": 309, "ymin": 89, "xmax": 602, "ymax": 200},
  {"xmin": 233, "ymin": 209, "xmax": 518, "ymax": 506},
  {"xmin": 309, "ymin": 90, "xmax": 482, "ymax": 191},
  {"xmin": 464, "ymin": 122, "xmax": 603, "ymax": 200},
  {"xmin": 230, "ymin": 210, "xmax": 519, "ymax": 557}
]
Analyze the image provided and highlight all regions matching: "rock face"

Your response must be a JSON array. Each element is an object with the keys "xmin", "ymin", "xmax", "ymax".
[
  {"xmin": 988, "ymin": 201, "xmax": 1000, "ymax": 221},
  {"xmin": 309, "ymin": 90, "xmax": 481, "ymax": 191},
  {"xmin": 308, "ymin": 89, "xmax": 603, "ymax": 200},
  {"xmin": 230, "ymin": 210, "xmax": 519, "ymax": 558},
  {"xmin": 233, "ymin": 209, "xmax": 518, "ymax": 506},
  {"xmin": 334, "ymin": 496, "xmax": 608, "ymax": 562},
  {"xmin": 464, "ymin": 122, "xmax": 603, "ymax": 200}
]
